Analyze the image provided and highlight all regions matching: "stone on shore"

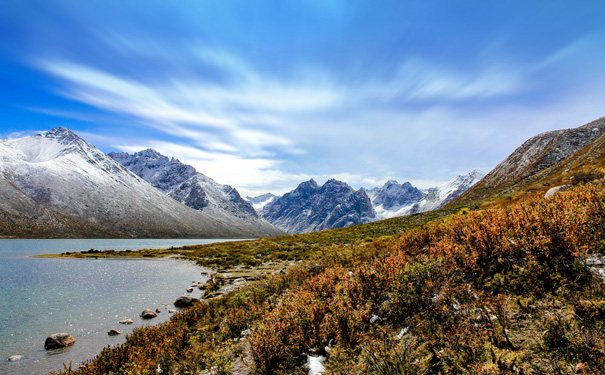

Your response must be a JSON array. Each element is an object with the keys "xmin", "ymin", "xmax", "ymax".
[
  {"xmin": 44, "ymin": 333, "xmax": 76, "ymax": 350},
  {"xmin": 140, "ymin": 309, "xmax": 158, "ymax": 319},
  {"xmin": 174, "ymin": 295, "xmax": 200, "ymax": 307}
]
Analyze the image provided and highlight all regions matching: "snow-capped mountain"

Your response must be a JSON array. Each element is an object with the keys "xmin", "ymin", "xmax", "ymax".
[
  {"xmin": 0, "ymin": 128, "xmax": 281, "ymax": 238},
  {"xmin": 108, "ymin": 149, "xmax": 280, "ymax": 233},
  {"xmin": 366, "ymin": 180, "xmax": 427, "ymax": 220},
  {"xmin": 261, "ymin": 179, "xmax": 375, "ymax": 234},
  {"xmin": 246, "ymin": 193, "xmax": 277, "ymax": 211},
  {"xmin": 256, "ymin": 171, "xmax": 483, "ymax": 233},
  {"xmin": 109, "ymin": 149, "xmax": 195, "ymax": 193},
  {"xmin": 405, "ymin": 170, "xmax": 485, "ymax": 215},
  {"xmin": 365, "ymin": 171, "xmax": 484, "ymax": 219}
]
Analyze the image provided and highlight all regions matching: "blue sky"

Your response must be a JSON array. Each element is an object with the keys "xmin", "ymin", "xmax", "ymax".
[{"xmin": 1, "ymin": 1, "xmax": 605, "ymax": 196}]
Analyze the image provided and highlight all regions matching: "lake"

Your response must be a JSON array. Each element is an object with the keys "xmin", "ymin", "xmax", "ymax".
[{"xmin": 0, "ymin": 239, "xmax": 238, "ymax": 375}]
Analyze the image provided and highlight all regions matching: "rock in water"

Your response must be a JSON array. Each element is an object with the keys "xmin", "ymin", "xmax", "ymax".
[
  {"xmin": 119, "ymin": 318, "xmax": 134, "ymax": 324},
  {"xmin": 107, "ymin": 329, "xmax": 121, "ymax": 336},
  {"xmin": 44, "ymin": 333, "xmax": 75, "ymax": 350},
  {"xmin": 174, "ymin": 295, "xmax": 200, "ymax": 307},
  {"xmin": 140, "ymin": 309, "xmax": 157, "ymax": 319},
  {"xmin": 7, "ymin": 355, "xmax": 23, "ymax": 361}
]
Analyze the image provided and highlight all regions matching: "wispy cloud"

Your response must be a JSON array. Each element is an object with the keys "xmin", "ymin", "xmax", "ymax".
[{"xmin": 35, "ymin": 40, "xmax": 598, "ymax": 194}]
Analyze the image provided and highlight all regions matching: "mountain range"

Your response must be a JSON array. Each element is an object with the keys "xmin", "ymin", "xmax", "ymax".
[
  {"xmin": 108, "ymin": 149, "xmax": 266, "ymax": 228},
  {"xmin": 0, "ymin": 128, "xmax": 282, "ymax": 238},
  {"xmin": 251, "ymin": 170, "xmax": 484, "ymax": 234},
  {"xmin": 0, "ymin": 127, "xmax": 484, "ymax": 238}
]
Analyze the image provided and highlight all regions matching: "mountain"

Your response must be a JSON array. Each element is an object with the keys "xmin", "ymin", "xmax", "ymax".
[
  {"xmin": 108, "ymin": 149, "xmax": 280, "ymax": 233},
  {"xmin": 261, "ymin": 179, "xmax": 375, "ymax": 234},
  {"xmin": 367, "ymin": 180, "xmax": 426, "ymax": 220},
  {"xmin": 451, "ymin": 117, "xmax": 605, "ymax": 207},
  {"xmin": 108, "ymin": 149, "xmax": 195, "ymax": 193},
  {"xmin": 246, "ymin": 193, "xmax": 277, "ymax": 211},
  {"xmin": 408, "ymin": 169, "xmax": 485, "ymax": 213},
  {"xmin": 0, "ymin": 128, "xmax": 281, "ymax": 238}
]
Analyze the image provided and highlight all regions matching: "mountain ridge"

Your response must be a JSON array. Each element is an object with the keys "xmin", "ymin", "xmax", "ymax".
[{"xmin": 0, "ymin": 128, "xmax": 282, "ymax": 238}]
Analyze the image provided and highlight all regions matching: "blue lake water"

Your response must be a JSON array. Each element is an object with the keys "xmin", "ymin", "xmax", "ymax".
[{"xmin": 0, "ymin": 239, "xmax": 238, "ymax": 375}]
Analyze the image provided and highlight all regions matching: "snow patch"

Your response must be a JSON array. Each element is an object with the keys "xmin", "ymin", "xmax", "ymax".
[{"xmin": 305, "ymin": 355, "xmax": 326, "ymax": 375}]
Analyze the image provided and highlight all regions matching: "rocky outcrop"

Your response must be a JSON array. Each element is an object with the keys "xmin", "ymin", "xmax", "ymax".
[{"xmin": 44, "ymin": 333, "xmax": 75, "ymax": 350}]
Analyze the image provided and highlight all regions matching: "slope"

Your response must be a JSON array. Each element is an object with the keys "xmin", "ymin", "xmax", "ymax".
[{"xmin": 451, "ymin": 117, "xmax": 605, "ymax": 207}]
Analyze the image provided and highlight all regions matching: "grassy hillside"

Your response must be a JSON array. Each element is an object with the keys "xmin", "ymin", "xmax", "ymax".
[
  {"xmin": 54, "ymin": 180, "xmax": 605, "ymax": 375},
  {"xmin": 450, "ymin": 118, "xmax": 605, "ymax": 210}
]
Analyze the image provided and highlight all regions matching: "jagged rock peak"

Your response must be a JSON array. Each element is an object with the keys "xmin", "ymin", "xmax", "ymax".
[
  {"xmin": 44, "ymin": 126, "xmax": 79, "ymax": 140},
  {"xmin": 261, "ymin": 178, "xmax": 375, "ymax": 234},
  {"xmin": 108, "ymin": 149, "xmax": 196, "ymax": 193}
]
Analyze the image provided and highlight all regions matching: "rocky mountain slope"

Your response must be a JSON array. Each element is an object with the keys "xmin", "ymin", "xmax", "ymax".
[
  {"xmin": 451, "ymin": 117, "xmax": 605, "ymax": 207},
  {"xmin": 246, "ymin": 193, "xmax": 277, "ymax": 211},
  {"xmin": 0, "ymin": 128, "xmax": 281, "ymax": 238},
  {"xmin": 109, "ymin": 150, "xmax": 278, "ymax": 232},
  {"xmin": 261, "ymin": 179, "xmax": 375, "ymax": 234}
]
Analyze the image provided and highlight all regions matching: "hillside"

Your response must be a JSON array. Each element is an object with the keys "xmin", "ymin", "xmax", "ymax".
[
  {"xmin": 451, "ymin": 117, "xmax": 605, "ymax": 208},
  {"xmin": 53, "ymin": 181, "xmax": 605, "ymax": 375}
]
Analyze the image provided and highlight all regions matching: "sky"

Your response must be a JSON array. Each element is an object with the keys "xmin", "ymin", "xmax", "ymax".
[{"xmin": 1, "ymin": 1, "xmax": 605, "ymax": 196}]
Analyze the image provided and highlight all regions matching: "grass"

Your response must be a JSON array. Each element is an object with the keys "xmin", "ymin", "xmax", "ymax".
[{"xmin": 53, "ymin": 181, "xmax": 605, "ymax": 374}]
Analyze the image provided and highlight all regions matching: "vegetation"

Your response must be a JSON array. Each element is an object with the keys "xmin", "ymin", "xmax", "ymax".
[{"xmin": 54, "ymin": 181, "xmax": 605, "ymax": 374}]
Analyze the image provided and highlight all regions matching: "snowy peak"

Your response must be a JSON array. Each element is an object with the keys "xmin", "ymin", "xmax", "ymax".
[
  {"xmin": 246, "ymin": 193, "xmax": 277, "ymax": 211},
  {"xmin": 406, "ymin": 170, "xmax": 485, "ymax": 215},
  {"xmin": 111, "ymin": 149, "xmax": 266, "ymax": 225},
  {"xmin": 2, "ymin": 127, "xmax": 97, "ymax": 163},
  {"xmin": 108, "ymin": 149, "xmax": 195, "ymax": 193},
  {"xmin": 261, "ymin": 179, "xmax": 375, "ymax": 234},
  {"xmin": 369, "ymin": 179, "xmax": 426, "ymax": 212}
]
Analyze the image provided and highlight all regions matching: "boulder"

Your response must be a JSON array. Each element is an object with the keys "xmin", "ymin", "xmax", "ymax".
[
  {"xmin": 119, "ymin": 319, "xmax": 134, "ymax": 324},
  {"xmin": 107, "ymin": 329, "xmax": 121, "ymax": 336},
  {"xmin": 155, "ymin": 308, "xmax": 161, "ymax": 313},
  {"xmin": 186, "ymin": 287, "xmax": 193, "ymax": 293},
  {"xmin": 140, "ymin": 309, "xmax": 157, "ymax": 319},
  {"xmin": 545, "ymin": 184, "xmax": 570, "ymax": 198},
  {"xmin": 174, "ymin": 295, "xmax": 200, "ymax": 307},
  {"xmin": 44, "ymin": 333, "xmax": 75, "ymax": 350}
]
